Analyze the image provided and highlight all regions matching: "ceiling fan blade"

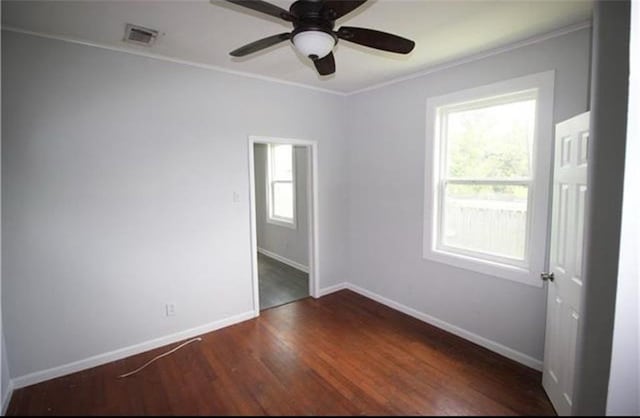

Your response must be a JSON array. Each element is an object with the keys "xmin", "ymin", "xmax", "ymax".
[
  {"xmin": 230, "ymin": 32, "xmax": 292, "ymax": 57},
  {"xmin": 313, "ymin": 52, "xmax": 335, "ymax": 76},
  {"xmin": 224, "ymin": 0, "xmax": 294, "ymax": 22},
  {"xmin": 337, "ymin": 26, "xmax": 415, "ymax": 54},
  {"xmin": 321, "ymin": 1, "xmax": 367, "ymax": 20}
]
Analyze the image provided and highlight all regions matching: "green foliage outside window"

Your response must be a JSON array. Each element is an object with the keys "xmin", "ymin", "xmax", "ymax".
[{"xmin": 445, "ymin": 99, "xmax": 535, "ymax": 201}]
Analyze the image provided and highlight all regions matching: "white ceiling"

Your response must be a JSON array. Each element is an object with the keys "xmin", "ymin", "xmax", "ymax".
[{"xmin": 2, "ymin": 0, "xmax": 593, "ymax": 93}]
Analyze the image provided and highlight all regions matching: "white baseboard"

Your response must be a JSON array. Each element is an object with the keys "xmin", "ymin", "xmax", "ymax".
[
  {"xmin": 11, "ymin": 310, "xmax": 256, "ymax": 389},
  {"xmin": 2, "ymin": 380, "xmax": 14, "ymax": 416},
  {"xmin": 8, "ymin": 282, "xmax": 542, "ymax": 392},
  {"xmin": 257, "ymin": 247, "xmax": 309, "ymax": 273},
  {"xmin": 316, "ymin": 282, "xmax": 348, "ymax": 297},
  {"xmin": 344, "ymin": 283, "xmax": 543, "ymax": 371}
]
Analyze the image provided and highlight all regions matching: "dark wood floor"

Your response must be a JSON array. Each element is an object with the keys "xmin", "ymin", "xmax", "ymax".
[
  {"xmin": 7, "ymin": 290, "xmax": 555, "ymax": 416},
  {"xmin": 258, "ymin": 252, "xmax": 309, "ymax": 310}
]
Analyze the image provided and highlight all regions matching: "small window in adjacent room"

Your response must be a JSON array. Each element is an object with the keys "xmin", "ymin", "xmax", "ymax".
[
  {"xmin": 267, "ymin": 143, "xmax": 296, "ymax": 228},
  {"xmin": 423, "ymin": 72, "xmax": 554, "ymax": 287}
]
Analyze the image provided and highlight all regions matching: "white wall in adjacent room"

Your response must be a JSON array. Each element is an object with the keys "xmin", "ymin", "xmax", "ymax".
[
  {"xmin": 254, "ymin": 143, "xmax": 309, "ymax": 269},
  {"xmin": 1, "ymin": 30, "xmax": 348, "ymax": 379},
  {"xmin": 345, "ymin": 28, "xmax": 591, "ymax": 362}
]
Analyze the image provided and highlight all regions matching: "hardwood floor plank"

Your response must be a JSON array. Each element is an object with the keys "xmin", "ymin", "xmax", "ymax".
[{"xmin": 6, "ymin": 290, "xmax": 555, "ymax": 416}]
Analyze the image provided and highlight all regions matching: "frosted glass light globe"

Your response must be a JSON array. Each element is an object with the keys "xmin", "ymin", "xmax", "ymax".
[{"xmin": 292, "ymin": 30, "xmax": 335, "ymax": 59}]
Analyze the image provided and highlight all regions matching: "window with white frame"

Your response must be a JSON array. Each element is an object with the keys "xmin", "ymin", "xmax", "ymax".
[
  {"xmin": 266, "ymin": 143, "xmax": 296, "ymax": 228},
  {"xmin": 423, "ymin": 72, "xmax": 554, "ymax": 286}
]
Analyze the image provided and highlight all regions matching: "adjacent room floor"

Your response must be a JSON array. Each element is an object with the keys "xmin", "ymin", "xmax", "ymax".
[
  {"xmin": 258, "ymin": 252, "xmax": 309, "ymax": 310},
  {"xmin": 6, "ymin": 290, "xmax": 555, "ymax": 416}
]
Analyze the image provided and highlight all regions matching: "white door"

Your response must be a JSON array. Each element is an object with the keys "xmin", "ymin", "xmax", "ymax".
[{"xmin": 542, "ymin": 111, "xmax": 590, "ymax": 415}]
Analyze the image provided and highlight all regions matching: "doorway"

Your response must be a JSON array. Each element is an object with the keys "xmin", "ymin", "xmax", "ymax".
[{"xmin": 248, "ymin": 136, "xmax": 318, "ymax": 314}]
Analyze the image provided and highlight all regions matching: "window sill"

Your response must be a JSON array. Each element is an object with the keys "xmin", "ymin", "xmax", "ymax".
[
  {"xmin": 267, "ymin": 217, "xmax": 297, "ymax": 230},
  {"xmin": 423, "ymin": 247, "xmax": 543, "ymax": 288}
]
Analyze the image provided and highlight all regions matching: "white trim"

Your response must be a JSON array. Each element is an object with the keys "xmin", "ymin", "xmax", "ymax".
[
  {"xmin": 316, "ymin": 282, "xmax": 348, "ymax": 297},
  {"xmin": 266, "ymin": 219, "xmax": 296, "ymax": 229},
  {"xmin": 2, "ymin": 20, "xmax": 590, "ymax": 97},
  {"xmin": 3, "ymin": 282, "xmax": 541, "ymax": 398},
  {"xmin": 248, "ymin": 136, "xmax": 320, "ymax": 315},
  {"xmin": 344, "ymin": 283, "xmax": 543, "ymax": 371},
  {"xmin": 257, "ymin": 247, "xmax": 309, "ymax": 273},
  {"xmin": 423, "ymin": 70, "xmax": 555, "ymax": 288},
  {"xmin": 265, "ymin": 215, "xmax": 297, "ymax": 229},
  {"xmin": 10, "ymin": 310, "xmax": 256, "ymax": 389},
  {"xmin": 248, "ymin": 143, "xmax": 261, "ymax": 318},
  {"xmin": 347, "ymin": 20, "xmax": 591, "ymax": 96},
  {"xmin": 310, "ymin": 142, "xmax": 320, "ymax": 300},
  {"xmin": 0, "ymin": 26, "xmax": 345, "ymax": 97},
  {"xmin": 1, "ymin": 380, "xmax": 14, "ymax": 416}
]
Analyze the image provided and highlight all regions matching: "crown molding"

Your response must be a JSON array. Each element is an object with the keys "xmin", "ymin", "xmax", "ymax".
[
  {"xmin": 3, "ymin": 19, "xmax": 591, "ymax": 97},
  {"xmin": 0, "ymin": 25, "xmax": 348, "ymax": 97},
  {"xmin": 346, "ymin": 19, "xmax": 592, "ymax": 96}
]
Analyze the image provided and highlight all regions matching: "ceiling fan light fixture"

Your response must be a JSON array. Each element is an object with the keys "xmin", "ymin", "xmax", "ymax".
[
  {"xmin": 220, "ymin": 0, "xmax": 416, "ymax": 76},
  {"xmin": 292, "ymin": 30, "xmax": 336, "ymax": 59}
]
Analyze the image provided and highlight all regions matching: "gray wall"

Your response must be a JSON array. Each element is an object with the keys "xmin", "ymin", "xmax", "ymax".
[
  {"xmin": 346, "ymin": 28, "xmax": 591, "ymax": 361},
  {"xmin": 0, "ymin": 18, "xmax": 6, "ymax": 412},
  {"xmin": 254, "ymin": 143, "xmax": 309, "ymax": 268},
  {"xmin": 1, "ymin": 23, "xmax": 597, "ymax": 389},
  {"xmin": 606, "ymin": 2, "xmax": 639, "ymax": 411},
  {"xmin": 574, "ymin": 1, "xmax": 631, "ymax": 415},
  {"xmin": 1, "ymin": 31, "xmax": 349, "ymax": 378},
  {"xmin": 0, "ymin": 16, "xmax": 7, "ymax": 413},
  {"xmin": 1, "ymin": 335, "xmax": 8, "ymax": 409}
]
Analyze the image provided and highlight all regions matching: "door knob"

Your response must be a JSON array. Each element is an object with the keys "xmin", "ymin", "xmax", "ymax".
[{"xmin": 541, "ymin": 272, "xmax": 555, "ymax": 282}]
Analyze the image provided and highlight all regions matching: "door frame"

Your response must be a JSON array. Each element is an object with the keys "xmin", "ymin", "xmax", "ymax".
[{"xmin": 248, "ymin": 136, "xmax": 320, "ymax": 316}]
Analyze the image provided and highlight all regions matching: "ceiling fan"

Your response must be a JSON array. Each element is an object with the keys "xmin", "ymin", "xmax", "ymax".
[{"xmin": 218, "ymin": 0, "xmax": 415, "ymax": 76}]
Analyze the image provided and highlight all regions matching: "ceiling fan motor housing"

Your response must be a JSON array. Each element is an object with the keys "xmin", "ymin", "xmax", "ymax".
[{"xmin": 290, "ymin": 0, "xmax": 337, "ymax": 25}]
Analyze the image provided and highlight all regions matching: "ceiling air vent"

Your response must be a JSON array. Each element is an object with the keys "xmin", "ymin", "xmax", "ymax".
[{"xmin": 124, "ymin": 24, "xmax": 159, "ymax": 46}]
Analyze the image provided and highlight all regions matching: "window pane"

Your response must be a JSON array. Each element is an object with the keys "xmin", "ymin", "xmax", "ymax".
[
  {"xmin": 273, "ymin": 182, "xmax": 294, "ymax": 220},
  {"xmin": 446, "ymin": 99, "xmax": 535, "ymax": 179},
  {"xmin": 442, "ymin": 184, "xmax": 528, "ymax": 260},
  {"xmin": 272, "ymin": 144, "xmax": 293, "ymax": 181}
]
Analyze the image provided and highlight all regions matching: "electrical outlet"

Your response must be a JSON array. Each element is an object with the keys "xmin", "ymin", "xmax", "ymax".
[{"xmin": 165, "ymin": 303, "xmax": 176, "ymax": 317}]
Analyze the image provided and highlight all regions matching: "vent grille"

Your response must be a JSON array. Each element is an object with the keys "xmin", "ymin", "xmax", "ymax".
[{"xmin": 124, "ymin": 24, "xmax": 158, "ymax": 46}]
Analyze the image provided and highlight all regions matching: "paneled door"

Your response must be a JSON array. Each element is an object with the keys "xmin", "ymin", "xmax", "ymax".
[{"xmin": 542, "ymin": 111, "xmax": 590, "ymax": 416}]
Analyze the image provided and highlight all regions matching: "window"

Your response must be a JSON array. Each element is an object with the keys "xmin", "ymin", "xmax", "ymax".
[
  {"xmin": 440, "ymin": 92, "xmax": 535, "ymax": 264},
  {"xmin": 267, "ymin": 143, "xmax": 296, "ymax": 228},
  {"xmin": 423, "ymin": 72, "xmax": 554, "ymax": 286}
]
